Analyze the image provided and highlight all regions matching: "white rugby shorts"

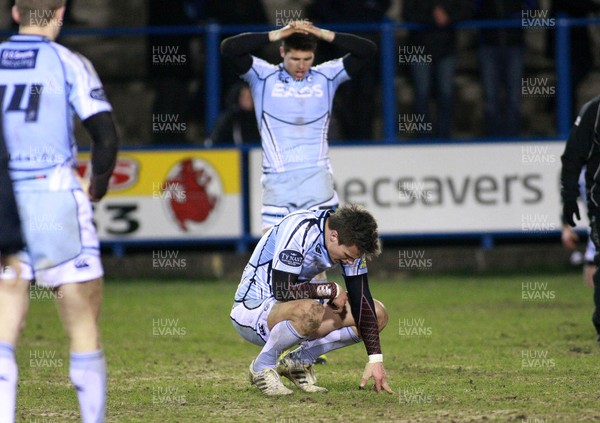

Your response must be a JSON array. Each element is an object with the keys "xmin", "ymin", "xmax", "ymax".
[
  {"xmin": 261, "ymin": 166, "xmax": 338, "ymax": 230},
  {"xmin": 230, "ymin": 298, "xmax": 278, "ymax": 346},
  {"xmin": 0, "ymin": 189, "xmax": 103, "ymax": 288}
]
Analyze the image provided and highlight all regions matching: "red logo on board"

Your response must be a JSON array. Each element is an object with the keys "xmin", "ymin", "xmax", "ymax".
[
  {"xmin": 162, "ymin": 158, "xmax": 221, "ymax": 231},
  {"xmin": 76, "ymin": 158, "xmax": 138, "ymax": 191}
]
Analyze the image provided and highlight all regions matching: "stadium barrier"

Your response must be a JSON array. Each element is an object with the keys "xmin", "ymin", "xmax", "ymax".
[
  {"xmin": 2, "ymin": 15, "xmax": 597, "ymax": 253},
  {"xmin": 1, "ymin": 14, "xmax": 594, "ymax": 140},
  {"xmin": 75, "ymin": 139, "xmax": 574, "ymax": 255}
]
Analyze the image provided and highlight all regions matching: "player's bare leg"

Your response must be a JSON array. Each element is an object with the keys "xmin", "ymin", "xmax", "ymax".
[
  {"xmin": 311, "ymin": 273, "xmax": 329, "ymax": 366},
  {"xmin": 0, "ymin": 265, "xmax": 29, "ymax": 423},
  {"xmin": 266, "ymin": 299, "xmax": 328, "ymax": 392},
  {"xmin": 275, "ymin": 300, "xmax": 389, "ymax": 392},
  {"xmin": 247, "ymin": 299, "xmax": 324, "ymax": 396},
  {"xmin": 252, "ymin": 299, "xmax": 323, "ymax": 373},
  {"xmin": 246, "ymin": 299, "xmax": 325, "ymax": 395},
  {"xmin": 312, "ymin": 299, "xmax": 388, "ymax": 339},
  {"xmin": 56, "ymin": 278, "xmax": 106, "ymax": 423}
]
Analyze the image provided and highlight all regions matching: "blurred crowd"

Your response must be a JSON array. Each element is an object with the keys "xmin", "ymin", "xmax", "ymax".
[{"xmin": 5, "ymin": 0, "xmax": 599, "ymax": 145}]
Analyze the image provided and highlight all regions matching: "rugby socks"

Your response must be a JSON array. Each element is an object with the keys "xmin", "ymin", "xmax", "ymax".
[
  {"xmin": 254, "ymin": 321, "xmax": 305, "ymax": 372},
  {"xmin": 0, "ymin": 342, "xmax": 17, "ymax": 423},
  {"xmin": 290, "ymin": 327, "xmax": 361, "ymax": 366},
  {"xmin": 69, "ymin": 350, "xmax": 106, "ymax": 423}
]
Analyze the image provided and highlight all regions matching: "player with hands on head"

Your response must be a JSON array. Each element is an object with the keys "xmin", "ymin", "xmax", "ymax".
[
  {"xmin": 221, "ymin": 19, "xmax": 377, "ymax": 233},
  {"xmin": 0, "ymin": 1, "xmax": 119, "ymax": 422},
  {"xmin": 560, "ymin": 94, "xmax": 600, "ymax": 341},
  {"xmin": 230, "ymin": 204, "xmax": 393, "ymax": 395}
]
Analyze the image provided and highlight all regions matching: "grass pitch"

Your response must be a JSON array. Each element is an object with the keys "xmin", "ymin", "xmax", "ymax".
[{"xmin": 15, "ymin": 271, "xmax": 600, "ymax": 422}]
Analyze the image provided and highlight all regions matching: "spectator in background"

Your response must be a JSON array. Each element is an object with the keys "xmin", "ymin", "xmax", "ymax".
[
  {"xmin": 547, "ymin": 1, "xmax": 600, "ymax": 121},
  {"xmin": 402, "ymin": 0, "xmax": 472, "ymax": 139},
  {"xmin": 147, "ymin": 0, "xmax": 195, "ymax": 144},
  {"xmin": 561, "ymin": 173, "xmax": 596, "ymax": 288},
  {"xmin": 62, "ymin": 0, "xmax": 85, "ymax": 25},
  {"xmin": 307, "ymin": 0, "xmax": 391, "ymax": 140},
  {"xmin": 205, "ymin": 0, "xmax": 270, "ymax": 120},
  {"xmin": 560, "ymin": 94, "xmax": 600, "ymax": 342},
  {"xmin": 205, "ymin": 82, "xmax": 260, "ymax": 146},
  {"xmin": 475, "ymin": 0, "xmax": 535, "ymax": 138}
]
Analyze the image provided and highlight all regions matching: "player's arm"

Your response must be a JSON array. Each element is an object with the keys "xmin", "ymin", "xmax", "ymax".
[
  {"xmin": 221, "ymin": 32, "xmax": 270, "ymax": 75},
  {"xmin": 271, "ymin": 269, "xmax": 342, "ymax": 302},
  {"xmin": 304, "ymin": 23, "xmax": 377, "ymax": 78},
  {"xmin": 83, "ymin": 111, "xmax": 119, "ymax": 202},
  {"xmin": 344, "ymin": 272, "xmax": 392, "ymax": 393},
  {"xmin": 560, "ymin": 100, "xmax": 598, "ymax": 226},
  {"xmin": 344, "ymin": 273, "xmax": 381, "ymax": 356},
  {"xmin": 221, "ymin": 23, "xmax": 310, "ymax": 75}
]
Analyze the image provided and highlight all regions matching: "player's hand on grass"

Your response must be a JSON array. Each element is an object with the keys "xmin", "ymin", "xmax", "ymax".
[
  {"xmin": 561, "ymin": 224, "xmax": 579, "ymax": 250},
  {"xmin": 563, "ymin": 201, "xmax": 580, "ymax": 227},
  {"xmin": 359, "ymin": 362, "xmax": 393, "ymax": 394}
]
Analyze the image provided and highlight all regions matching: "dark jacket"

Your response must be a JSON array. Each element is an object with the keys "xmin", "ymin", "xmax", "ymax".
[
  {"xmin": 476, "ymin": 0, "xmax": 532, "ymax": 47},
  {"xmin": 403, "ymin": 0, "xmax": 472, "ymax": 59},
  {"xmin": 560, "ymin": 95, "xmax": 600, "ymax": 207},
  {"xmin": 0, "ymin": 112, "xmax": 25, "ymax": 255}
]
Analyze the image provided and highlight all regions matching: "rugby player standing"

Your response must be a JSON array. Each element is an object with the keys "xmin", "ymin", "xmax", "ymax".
[{"xmin": 0, "ymin": 1, "xmax": 119, "ymax": 421}]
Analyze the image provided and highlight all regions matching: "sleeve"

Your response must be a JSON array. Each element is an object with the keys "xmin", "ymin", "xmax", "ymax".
[
  {"xmin": 221, "ymin": 32, "xmax": 271, "ymax": 75},
  {"xmin": 83, "ymin": 111, "xmax": 119, "ymax": 201},
  {"xmin": 331, "ymin": 32, "xmax": 378, "ymax": 78},
  {"xmin": 0, "ymin": 112, "xmax": 25, "ymax": 255},
  {"xmin": 61, "ymin": 50, "xmax": 112, "ymax": 120},
  {"xmin": 344, "ymin": 270, "xmax": 382, "ymax": 356},
  {"xmin": 271, "ymin": 268, "xmax": 340, "ymax": 302},
  {"xmin": 561, "ymin": 99, "xmax": 598, "ymax": 203}
]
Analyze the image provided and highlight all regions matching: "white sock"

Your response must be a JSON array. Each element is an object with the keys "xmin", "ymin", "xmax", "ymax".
[
  {"xmin": 0, "ymin": 342, "xmax": 17, "ymax": 423},
  {"xmin": 69, "ymin": 350, "xmax": 106, "ymax": 423},
  {"xmin": 254, "ymin": 321, "xmax": 305, "ymax": 372},
  {"xmin": 291, "ymin": 327, "xmax": 361, "ymax": 365}
]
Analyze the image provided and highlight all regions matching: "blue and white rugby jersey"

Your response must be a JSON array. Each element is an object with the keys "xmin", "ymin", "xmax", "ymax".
[
  {"xmin": 0, "ymin": 35, "xmax": 112, "ymax": 191},
  {"xmin": 242, "ymin": 57, "xmax": 350, "ymax": 174},
  {"xmin": 234, "ymin": 209, "xmax": 368, "ymax": 309}
]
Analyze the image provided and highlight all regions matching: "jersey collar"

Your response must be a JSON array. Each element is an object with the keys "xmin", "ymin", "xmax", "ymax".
[{"xmin": 9, "ymin": 34, "xmax": 51, "ymax": 43}]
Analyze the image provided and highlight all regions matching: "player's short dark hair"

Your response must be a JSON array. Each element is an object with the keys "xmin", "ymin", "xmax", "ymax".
[
  {"xmin": 282, "ymin": 33, "xmax": 318, "ymax": 53},
  {"xmin": 16, "ymin": 0, "xmax": 66, "ymax": 27},
  {"xmin": 328, "ymin": 204, "xmax": 381, "ymax": 259}
]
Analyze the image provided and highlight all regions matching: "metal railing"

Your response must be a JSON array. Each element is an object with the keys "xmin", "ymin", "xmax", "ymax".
[{"xmin": 2, "ymin": 14, "xmax": 595, "ymax": 142}]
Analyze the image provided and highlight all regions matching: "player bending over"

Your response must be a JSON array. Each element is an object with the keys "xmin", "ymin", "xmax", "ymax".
[{"xmin": 230, "ymin": 204, "xmax": 393, "ymax": 395}]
